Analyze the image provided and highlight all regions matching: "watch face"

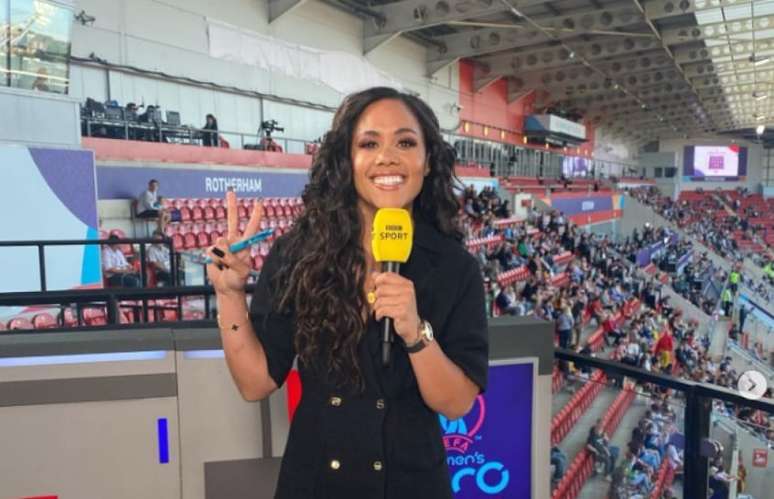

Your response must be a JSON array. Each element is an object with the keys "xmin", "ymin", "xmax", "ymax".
[
  {"xmin": 737, "ymin": 370, "xmax": 767, "ymax": 400},
  {"xmin": 423, "ymin": 321, "xmax": 434, "ymax": 341}
]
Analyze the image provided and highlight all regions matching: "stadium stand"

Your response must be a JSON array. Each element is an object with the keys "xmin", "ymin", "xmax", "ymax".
[{"xmin": 3, "ymin": 3, "xmax": 774, "ymax": 499}]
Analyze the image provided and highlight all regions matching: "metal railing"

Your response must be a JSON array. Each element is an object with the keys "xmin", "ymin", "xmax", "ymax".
[
  {"xmin": 442, "ymin": 130, "xmax": 638, "ymax": 180},
  {"xmin": 0, "ymin": 237, "xmax": 175, "ymax": 292},
  {"xmin": 0, "ymin": 285, "xmax": 253, "ymax": 328},
  {"xmin": 556, "ymin": 348, "xmax": 774, "ymax": 499},
  {"xmin": 81, "ymin": 117, "xmax": 314, "ymax": 155}
]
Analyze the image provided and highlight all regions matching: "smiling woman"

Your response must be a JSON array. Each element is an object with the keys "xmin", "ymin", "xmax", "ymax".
[
  {"xmin": 351, "ymin": 100, "xmax": 430, "ymax": 220},
  {"xmin": 208, "ymin": 87, "xmax": 489, "ymax": 499}
]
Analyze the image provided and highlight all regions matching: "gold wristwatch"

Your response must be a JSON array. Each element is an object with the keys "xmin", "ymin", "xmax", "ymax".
[{"xmin": 404, "ymin": 320, "xmax": 434, "ymax": 354}]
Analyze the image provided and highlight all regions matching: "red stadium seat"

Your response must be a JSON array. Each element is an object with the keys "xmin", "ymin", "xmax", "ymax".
[
  {"xmin": 7, "ymin": 317, "xmax": 33, "ymax": 330},
  {"xmin": 183, "ymin": 310, "xmax": 205, "ymax": 321},
  {"xmin": 83, "ymin": 307, "xmax": 107, "ymax": 326},
  {"xmin": 191, "ymin": 207, "xmax": 203, "ymax": 221},
  {"xmin": 119, "ymin": 309, "xmax": 135, "ymax": 324},
  {"xmin": 237, "ymin": 206, "xmax": 247, "ymax": 219},
  {"xmin": 179, "ymin": 207, "xmax": 191, "ymax": 221},
  {"xmin": 203, "ymin": 206, "xmax": 215, "ymax": 220},
  {"xmin": 184, "ymin": 233, "xmax": 197, "ymax": 249},
  {"xmin": 59, "ymin": 307, "xmax": 77, "ymax": 327},
  {"xmin": 197, "ymin": 232, "xmax": 210, "ymax": 248},
  {"xmin": 32, "ymin": 313, "xmax": 57, "ymax": 329},
  {"xmin": 215, "ymin": 206, "xmax": 226, "ymax": 219},
  {"xmin": 172, "ymin": 234, "xmax": 184, "ymax": 251}
]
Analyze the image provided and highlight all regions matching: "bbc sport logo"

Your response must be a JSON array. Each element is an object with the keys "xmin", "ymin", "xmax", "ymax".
[{"xmin": 440, "ymin": 395, "xmax": 510, "ymax": 495}]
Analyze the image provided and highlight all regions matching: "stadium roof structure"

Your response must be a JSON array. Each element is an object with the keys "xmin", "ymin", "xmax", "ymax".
[{"xmin": 302, "ymin": 0, "xmax": 774, "ymax": 146}]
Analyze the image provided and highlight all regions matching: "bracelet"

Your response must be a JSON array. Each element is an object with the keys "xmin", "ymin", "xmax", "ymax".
[{"xmin": 217, "ymin": 311, "xmax": 250, "ymax": 332}]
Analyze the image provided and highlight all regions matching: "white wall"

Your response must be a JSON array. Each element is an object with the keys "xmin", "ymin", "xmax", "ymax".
[
  {"xmin": 0, "ymin": 87, "xmax": 81, "ymax": 148},
  {"xmin": 658, "ymin": 137, "xmax": 764, "ymax": 193},
  {"xmin": 68, "ymin": 0, "xmax": 460, "ymax": 141}
]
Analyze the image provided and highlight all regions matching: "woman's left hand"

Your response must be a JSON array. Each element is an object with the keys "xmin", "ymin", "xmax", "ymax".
[{"xmin": 372, "ymin": 272, "xmax": 421, "ymax": 343}]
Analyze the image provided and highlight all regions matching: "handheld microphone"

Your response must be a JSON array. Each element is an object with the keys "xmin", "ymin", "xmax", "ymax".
[{"xmin": 371, "ymin": 208, "xmax": 414, "ymax": 367}]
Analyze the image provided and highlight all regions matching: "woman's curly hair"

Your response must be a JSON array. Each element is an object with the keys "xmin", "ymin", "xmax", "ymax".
[{"xmin": 272, "ymin": 86, "xmax": 463, "ymax": 389}]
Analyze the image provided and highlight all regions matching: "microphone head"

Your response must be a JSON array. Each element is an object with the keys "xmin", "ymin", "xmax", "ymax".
[{"xmin": 371, "ymin": 208, "xmax": 413, "ymax": 263}]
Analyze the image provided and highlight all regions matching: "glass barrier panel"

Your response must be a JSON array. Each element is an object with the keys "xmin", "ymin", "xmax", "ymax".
[{"xmin": 9, "ymin": 0, "xmax": 72, "ymax": 94}]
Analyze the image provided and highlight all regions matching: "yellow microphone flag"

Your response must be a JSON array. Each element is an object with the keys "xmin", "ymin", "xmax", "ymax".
[{"xmin": 371, "ymin": 208, "xmax": 413, "ymax": 263}]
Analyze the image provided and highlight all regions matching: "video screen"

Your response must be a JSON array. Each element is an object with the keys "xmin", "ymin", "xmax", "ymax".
[
  {"xmin": 693, "ymin": 145, "xmax": 739, "ymax": 177},
  {"xmin": 683, "ymin": 145, "xmax": 747, "ymax": 180},
  {"xmin": 562, "ymin": 156, "xmax": 588, "ymax": 177}
]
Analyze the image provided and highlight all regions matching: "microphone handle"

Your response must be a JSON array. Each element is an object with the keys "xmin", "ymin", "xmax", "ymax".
[{"xmin": 381, "ymin": 261, "xmax": 400, "ymax": 367}]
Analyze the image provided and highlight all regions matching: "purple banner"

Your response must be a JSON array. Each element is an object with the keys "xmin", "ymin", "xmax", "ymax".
[
  {"xmin": 676, "ymin": 251, "xmax": 693, "ymax": 275},
  {"xmin": 442, "ymin": 361, "xmax": 533, "ymax": 497},
  {"xmin": 635, "ymin": 232, "xmax": 679, "ymax": 268},
  {"xmin": 549, "ymin": 195, "xmax": 613, "ymax": 216},
  {"xmin": 30, "ymin": 148, "xmax": 98, "ymax": 228},
  {"xmin": 636, "ymin": 248, "xmax": 652, "ymax": 267},
  {"xmin": 96, "ymin": 165, "xmax": 309, "ymax": 200}
]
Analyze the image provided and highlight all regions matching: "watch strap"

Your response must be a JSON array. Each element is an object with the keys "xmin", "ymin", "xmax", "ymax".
[
  {"xmin": 404, "ymin": 320, "xmax": 430, "ymax": 354},
  {"xmin": 404, "ymin": 336, "xmax": 428, "ymax": 354}
]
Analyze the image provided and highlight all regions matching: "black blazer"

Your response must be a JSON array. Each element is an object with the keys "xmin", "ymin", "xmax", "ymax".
[{"xmin": 250, "ymin": 220, "xmax": 489, "ymax": 499}]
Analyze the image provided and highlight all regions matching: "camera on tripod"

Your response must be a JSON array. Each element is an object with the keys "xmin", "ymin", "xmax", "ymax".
[{"xmin": 260, "ymin": 120, "xmax": 284, "ymax": 138}]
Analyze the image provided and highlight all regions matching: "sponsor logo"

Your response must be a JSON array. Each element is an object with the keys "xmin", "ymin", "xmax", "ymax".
[{"xmin": 441, "ymin": 395, "xmax": 510, "ymax": 495}]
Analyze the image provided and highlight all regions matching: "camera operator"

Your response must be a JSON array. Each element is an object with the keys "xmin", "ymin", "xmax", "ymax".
[{"xmin": 259, "ymin": 120, "xmax": 285, "ymax": 152}]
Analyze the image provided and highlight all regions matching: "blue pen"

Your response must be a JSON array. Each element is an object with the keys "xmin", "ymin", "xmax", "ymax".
[{"xmin": 202, "ymin": 228, "xmax": 275, "ymax": 264}]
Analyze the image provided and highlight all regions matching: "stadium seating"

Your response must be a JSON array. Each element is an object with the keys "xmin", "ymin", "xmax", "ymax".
[
  {"xmin": 7, "ymin": 317, "xmax": 33, "ymax": 330},
  {"xmin": 551, "ymin": 371, "xmax": 606, "ymax": 446},
  {"xmin": 31, "ymin": 312, "xmax": 57, "ymax": 329},
  {"xmin": 465, "ymin": 235, "xmax": 503, "ymax": 251},
  {"xmin": 551, "ymin": 387, "xmax": 636, "ymax": 499},
  {"xmin": 499, "ymin": 176, "xmax": 612, "ymax": 196},
  {"xmin": 649, "ymin": 460, "xmax": 676, "ymax": 499}
]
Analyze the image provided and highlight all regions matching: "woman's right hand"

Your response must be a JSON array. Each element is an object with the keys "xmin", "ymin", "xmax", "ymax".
[{"xmin": 206, "ymin": 190, "xmax": 264, "ymax": 298}]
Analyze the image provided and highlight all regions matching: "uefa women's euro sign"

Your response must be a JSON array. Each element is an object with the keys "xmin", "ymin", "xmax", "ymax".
[{"xmin": 440, "ymin": 362, "xmax": 533, "ymax": 498}]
